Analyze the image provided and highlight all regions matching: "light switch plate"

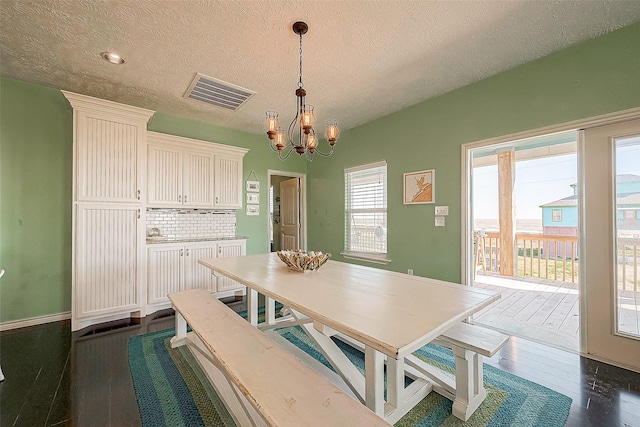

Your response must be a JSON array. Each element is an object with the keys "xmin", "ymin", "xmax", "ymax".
[
  {"xmin": 435, "ymin": 206, "xmax": 449, "ymax": 216},
  {"xmin": 435, "ymin": 216, "xmax": 445, "ymax": 227}
]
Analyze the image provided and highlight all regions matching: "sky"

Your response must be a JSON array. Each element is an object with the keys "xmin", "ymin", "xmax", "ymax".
[
  {"xmin": 473, "ymin": 135, "xmax": 640, "ymax": 220},
  {"xmin": 473, "ymin": 154, "xmax": 577, "ymax": 219}
]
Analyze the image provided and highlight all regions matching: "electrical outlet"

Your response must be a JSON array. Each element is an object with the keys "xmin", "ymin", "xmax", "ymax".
[
  {"xmin": 407, "ymin": 269, "xmax": 413, "ymax": 275},
  {"xmin": 435, "ymin": 216, "xmax": 445, "ymax": 227}
]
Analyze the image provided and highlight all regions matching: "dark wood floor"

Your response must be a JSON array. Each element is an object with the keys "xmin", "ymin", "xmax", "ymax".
[{"xmin": 1, "ymin": 302, "xmax": 639, "ymax": 426}]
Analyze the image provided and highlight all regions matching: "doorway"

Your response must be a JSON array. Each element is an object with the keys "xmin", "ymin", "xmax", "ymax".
[
  {"xmin": 467, "ymin": 131, "xmax": 581, "ymax": 352},
  {"xmin": 267, "ymin": 170, "xmax": 307, "ymax": 252},
  {"xmin": 581, "ymin": 119, "xmax": 640, "ymax": 371}
]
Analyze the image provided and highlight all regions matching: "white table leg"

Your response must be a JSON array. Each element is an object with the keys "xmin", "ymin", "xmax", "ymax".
[
  {"xmin": 247, "ymin": 288, "xmax": 259, "ymax": 326},
  {"xmin": 170, "ymin": 310, "xmax": 188, "ymax": 348},
  {"xmin": 265, "ymin": 296, "xmax": 276, "ymax": 325},
  {"xmin": 386, "ymin": 356, "xmax": 404, "ymax": 410},
  {"xmin": 365, "ymin": 345, "xmax": 384, "ymax": 416}
]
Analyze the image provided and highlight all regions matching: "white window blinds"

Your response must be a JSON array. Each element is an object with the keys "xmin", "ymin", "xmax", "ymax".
[{"xmin": 344, "ymin": 161, "xmax": 388, "ymax": 261}]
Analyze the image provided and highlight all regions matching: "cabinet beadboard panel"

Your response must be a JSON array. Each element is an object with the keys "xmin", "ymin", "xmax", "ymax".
[
  {"xmin": 148, "ymin": 145, "xmax": 182, "ymax": 206},
  {"xmin": 75, "ymin": 204, "xmax": 141, "ymax": 317}
]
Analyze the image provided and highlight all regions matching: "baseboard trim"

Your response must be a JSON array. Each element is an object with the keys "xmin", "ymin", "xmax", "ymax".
[{"xmin": 0, "ymin": 312, "xmax": 72, "ymax": 332}]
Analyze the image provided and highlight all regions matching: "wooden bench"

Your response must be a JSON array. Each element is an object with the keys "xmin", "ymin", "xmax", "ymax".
[
  {"xmin": 434, "ymin": 322, "xmax": 509, "ymax": 421},
  {"xmin": 168, "ymin": 288, "xmax": 390, "ymax": 427}
]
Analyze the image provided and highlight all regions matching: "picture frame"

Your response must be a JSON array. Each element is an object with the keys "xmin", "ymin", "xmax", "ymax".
[
  {"xmin": 246, "ymin": 205, "xmax": 259, "ymax": 215},
  {"xmin": 403, "ymin": 169, "xmax": 435, "ymax": 204},
  {"xmin": 246, "ymin": 181, "xmax": 260, "ymax": 192},
  {"xmin": 246, "ymin": 193, "xmax": 260, "ymax": 204}
]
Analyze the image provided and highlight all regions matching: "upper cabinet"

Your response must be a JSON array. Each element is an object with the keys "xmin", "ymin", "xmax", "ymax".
[
  {"xmin": 214, "ymin": 155, "xmax": 243, "ymax": 209},
  {"xmin": 147, "ymin": 132, "xmax": 247, "ymax": 209},
  {"xmin": 63, "ymin": 91, "xmax": 154, "ymax": 203}
]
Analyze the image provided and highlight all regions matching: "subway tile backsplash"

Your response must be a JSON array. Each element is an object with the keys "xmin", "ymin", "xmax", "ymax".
[{"xmin": 146, "ymin": 209, "xmax": 236, "ymax": 239}]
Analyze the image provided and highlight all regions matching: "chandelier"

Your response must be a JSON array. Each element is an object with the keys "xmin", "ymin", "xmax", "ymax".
[{"xmin": 263, "ymin": 21, "xmax": 340, "ymax": 160}]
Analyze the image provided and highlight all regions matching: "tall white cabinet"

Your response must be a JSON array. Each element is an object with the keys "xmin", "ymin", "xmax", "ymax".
[{"xmin": 64, "ymin": 91, "xmax": 154, "ymax": 331}]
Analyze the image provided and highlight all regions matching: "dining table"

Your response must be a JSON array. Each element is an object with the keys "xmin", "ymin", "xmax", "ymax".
[{"xmin": 198, "ymin": 253, "xmax": 500, "ymax": 423}]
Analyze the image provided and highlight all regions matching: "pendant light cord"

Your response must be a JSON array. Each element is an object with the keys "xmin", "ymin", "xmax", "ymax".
[{"xmin": 298, "ymin": 32, "xmax": 304, "ymax": 88}]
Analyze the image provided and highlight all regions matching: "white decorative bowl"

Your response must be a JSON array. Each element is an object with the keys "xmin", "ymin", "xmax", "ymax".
[{"xmin": 277, "ymin": 250, "xmax": 331, "ymax": 272}]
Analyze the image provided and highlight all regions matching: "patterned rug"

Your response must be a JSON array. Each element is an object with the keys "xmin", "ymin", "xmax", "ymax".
[{"xmin": 129, "ymin": 323, "xmax": 572, "ymax": 426}]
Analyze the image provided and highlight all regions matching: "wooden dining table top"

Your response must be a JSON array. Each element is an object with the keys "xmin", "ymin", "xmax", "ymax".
[{"xmin": 199, "ymin": 253, "xmax": 500, "ymax": 358}]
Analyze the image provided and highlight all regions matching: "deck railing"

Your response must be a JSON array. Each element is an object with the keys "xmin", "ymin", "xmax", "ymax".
[
  {"xmin": 477, "ymin": 232, "xmax": 640, "ymax": 290},
  {"xmin": 618, "ymin": 237, "xmax": 640, "ymax": 293},
  {"xmin": 477, "ymin": 231, "xmax": 579, "ymax": 283}
]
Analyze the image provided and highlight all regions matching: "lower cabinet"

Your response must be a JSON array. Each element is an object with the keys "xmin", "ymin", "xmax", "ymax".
[{"xmin": 147, "ymin": 239, "xmax": 246, "ymax": 312}]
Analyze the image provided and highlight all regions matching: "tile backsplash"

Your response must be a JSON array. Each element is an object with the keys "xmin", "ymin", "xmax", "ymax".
[{"xmin": 146, "ymin": 209, "xmax": 237, "ymax": 239}]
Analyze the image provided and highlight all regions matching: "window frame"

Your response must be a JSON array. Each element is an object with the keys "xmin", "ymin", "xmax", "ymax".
[
  {"xmin": 552, "ymin": 209, "xmax": 563, "ymax": 222},
  {"xmin": 342, "ymin": 160, "xmax": 390, "ymax": 264}
]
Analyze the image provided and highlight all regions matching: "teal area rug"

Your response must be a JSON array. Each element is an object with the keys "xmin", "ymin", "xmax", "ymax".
[{"xmin": 129, "ymin": 319, "xmax": 572, "ymax": 426}]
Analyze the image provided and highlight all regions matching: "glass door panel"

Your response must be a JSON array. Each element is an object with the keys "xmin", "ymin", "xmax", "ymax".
[{"xmin": 614, "ymin": 136, "xmax": 640, "ymax": 338}]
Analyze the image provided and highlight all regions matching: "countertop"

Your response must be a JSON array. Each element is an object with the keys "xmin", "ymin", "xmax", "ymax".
[{"xmin": 146, "ymin": 235, "xmax": 248, "ymax": 244}]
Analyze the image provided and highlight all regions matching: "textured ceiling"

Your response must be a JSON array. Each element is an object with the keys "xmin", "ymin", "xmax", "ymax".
[{"xmin": 2, "ymin": 1, "xmax": 640, "ymax": 136}]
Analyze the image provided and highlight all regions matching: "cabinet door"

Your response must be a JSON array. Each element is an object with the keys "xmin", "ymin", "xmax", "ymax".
[
  {"xmin": 183, "ymin": 242, "xmax": 217, "ymax": 292},
  {"xmin": 75, "ymin": 204, "xmax": 141, "ymax": 319},
  {"xmin": 214, "ymin": 155, "xmax": 243, "ymax": 209},
  {"xmin": 216, "ymin": 240, "xmax": 246, "ymax": 292},
  {"xmin": 183, "ymin": 151, "xmax": 215, "ymax": 208},
  {"xmin": 76, "ymin": 111, "xmax": 145, "ymax": 203},
  {"xmin": 147, "ymin": 144, "xmax": 183, "ymax": 207},
  {"xmin": 147, "ymin": 244, "xmax": 183, "ymax": 305}
]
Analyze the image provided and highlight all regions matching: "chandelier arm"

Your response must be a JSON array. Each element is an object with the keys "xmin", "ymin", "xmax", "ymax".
[
  {"xmin": 278, "ymin": 145, "xmax": 296, "ymax": 161},
  {"xmin": 310, "ymin": 145, "xmax": 335, "ymax": 157}
]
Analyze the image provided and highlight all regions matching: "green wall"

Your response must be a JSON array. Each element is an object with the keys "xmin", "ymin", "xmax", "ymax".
[
  {"xmin": 0, "ymin": 80, "xmax": 73, "ymax": 322},
  {"xmin": 0, "ymin": 80, "xmax": 305, "ymax": 324},
  {"xmin": 1, "ymin": 22, "xmax": 639, "ymax": 324},
  {"xmin": 307, "ymin": 22, "xmax": 640, "ymax": 283}
]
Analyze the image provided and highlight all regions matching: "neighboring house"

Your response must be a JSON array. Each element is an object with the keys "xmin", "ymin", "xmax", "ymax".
[{"xmin": 541, "ymin": 174, "xmax": 640, "ymax": 256}]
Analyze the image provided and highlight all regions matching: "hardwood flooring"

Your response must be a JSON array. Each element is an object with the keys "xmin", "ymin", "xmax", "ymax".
[{"xmin": 1, "ymin": 302, "xmax": 639, "ymax": 426}]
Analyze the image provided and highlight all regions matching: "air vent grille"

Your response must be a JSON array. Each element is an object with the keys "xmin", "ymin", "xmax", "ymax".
[{"xmin": 184, "ymin": 73, "xmax": 255, "ymax": 111}]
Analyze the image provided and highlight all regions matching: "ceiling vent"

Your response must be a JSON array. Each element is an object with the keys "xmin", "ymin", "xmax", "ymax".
[{"xmin": 184, "ymin": 73, "xmax": 255, "ymax": 111}]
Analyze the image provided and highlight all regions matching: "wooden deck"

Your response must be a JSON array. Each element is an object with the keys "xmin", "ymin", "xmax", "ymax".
[{"xmin": 473, "ymin": 274, "xmax": 580, "ymax": 352}]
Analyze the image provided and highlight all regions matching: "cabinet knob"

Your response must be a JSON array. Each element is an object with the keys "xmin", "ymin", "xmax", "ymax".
[
  {"xmin": 137, "ymin": 190, "xmax": 141, "ymax": 200},
  {"xmin": 180, "ymin": 249, "xmax": 183, "ymax": 256},
  {"xmin": 216, "ymin": 196, "xmax": 219, "ymax": 203},
  {"xmin": 184, "ymin": 195, "xmax": 188, "ymax": 203},
  {"xmin": 178, "ymin": 195, "xmax": 182, "ymax": 203},
  {"xmin": 186, "ymin": 249, "xmax": 190, "ymax": 256}
]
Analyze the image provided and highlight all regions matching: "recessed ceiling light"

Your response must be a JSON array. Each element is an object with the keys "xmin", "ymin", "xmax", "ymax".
[{"xmin": 101, "ymin": 52, "xmax": 125, "ymax": 65}]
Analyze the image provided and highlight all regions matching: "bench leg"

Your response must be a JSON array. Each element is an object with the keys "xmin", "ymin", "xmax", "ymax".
[
  {"xmin": 170, "ymin": 310, "xmax": 188, "ymax": 348},
  {"xmin": 451, "ymin": 346, "xmax": 486, "ymax": 421}
]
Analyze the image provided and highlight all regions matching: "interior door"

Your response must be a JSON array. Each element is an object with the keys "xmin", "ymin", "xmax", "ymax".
[
  {"xmin": 582, "ymin": 118, "xmax": 640, "ymax": 370},
  {"xmin": 280, "ymin": 178, "xmax": 301, "ymax": 250}
]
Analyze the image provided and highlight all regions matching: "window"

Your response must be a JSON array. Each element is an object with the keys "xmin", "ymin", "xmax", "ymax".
[
  {"xmin": 552, "ymin": 209, "xmax": 562, "ymax": 222},
  {"xmin": 343, "ymin": 161, "xmax": 389, "ymax": 263}
]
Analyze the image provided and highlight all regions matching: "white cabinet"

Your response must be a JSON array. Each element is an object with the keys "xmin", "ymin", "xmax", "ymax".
[
  {"xmin": 147, "ymin": 132, "xmax": 247, "ymax": 209},
  {"xmin": 146, "ymin": 239, "xmax": 246, "ymax": 311},
  {"xmin": 147, "ymin": 241, "xmax": 217, "ymax": 309},
  {"xmin": 215, "ymin": 240, "xmax": 247, "ymax": 295},
  {"xmin": 147, "ymin": 143, "xmax": 215, "ymax": 208},
  {"xmin": 214, "ymin": 155, "xmax": 243, "ymax": 209},
  {"xmin": 64, "ymin": 91, "xmax": 154, "ymax": 331},
  {"xmin": 75, "ymin": 204, "xmax": 145, "ymax": 323}
]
